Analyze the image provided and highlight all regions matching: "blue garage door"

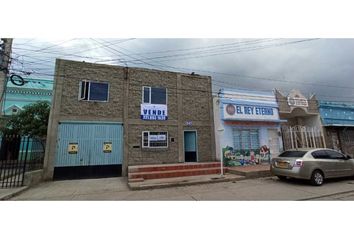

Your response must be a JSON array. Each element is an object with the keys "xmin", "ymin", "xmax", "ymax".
[{"xmin": 55, "ymin": 122, "xmax": 123, "ymax": 167}]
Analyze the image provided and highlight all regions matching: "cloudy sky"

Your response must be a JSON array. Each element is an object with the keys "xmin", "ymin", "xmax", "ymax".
[{"xmin": 9, "ymin": 38, "xmax": 354, "ymax": 102}]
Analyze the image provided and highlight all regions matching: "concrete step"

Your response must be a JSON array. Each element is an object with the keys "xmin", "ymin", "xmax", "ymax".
[
  {"xmin": 128, "ymin": 167, "xmax": 226, "ymax": 180},
  {"xmin": 128, "ymin": 162, "xmax": 221, "ymax": 173},
  {"xmin": 128, "ymin": 174, "xmax": 245, "ymax": 190}
]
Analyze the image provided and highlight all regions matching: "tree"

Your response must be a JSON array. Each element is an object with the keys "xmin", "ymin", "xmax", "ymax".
[{"xmin": 1, "ymin": 101, "xmax": 50, "ymax": 138}]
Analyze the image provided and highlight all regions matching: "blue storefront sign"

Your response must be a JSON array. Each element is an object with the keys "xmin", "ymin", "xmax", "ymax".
[{"xmin": 141, "ymin": 104, "xmax": 168, "ymax": 120}]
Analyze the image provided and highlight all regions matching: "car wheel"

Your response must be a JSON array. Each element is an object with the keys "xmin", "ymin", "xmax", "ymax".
[
  {"xmin": 311, "ymin": 170, "xmax": 324, "ymax": 186},
  {"xmin": 277, "ymin": 176, "xmax": 287, "ymax": 181}
]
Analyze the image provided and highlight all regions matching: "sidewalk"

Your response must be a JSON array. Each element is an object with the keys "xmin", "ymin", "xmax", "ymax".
[
  {"xmin": 0, "ymin": 186, "xmax": 28, "ymax": 200},
  {"xmin": 9, "ymin": 176, "xmax": 354, "ymax": 201}
]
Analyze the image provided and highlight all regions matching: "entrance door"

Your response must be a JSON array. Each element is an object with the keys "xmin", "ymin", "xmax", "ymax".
[
  {"xmin": 268, "ymin": 129, "xmax": 280, "ymax": 158},
  {"xmin": 184, "ymin": 131, "xmax": 197, "ymax": 162},
  {"xmin": 329, "ymin": 130, "xmax": 340, "ymax": 151}
]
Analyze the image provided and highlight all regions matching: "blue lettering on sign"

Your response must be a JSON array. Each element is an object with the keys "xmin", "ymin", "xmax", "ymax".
[
  {"xmin": 255, "ymin": 108, "xmax": 260, "ymax": 115},
  {"xmin": 236, "ymin": 106, "xmax": 243, "ymax": 114},
  {"xmin": 141, "ymin": 104, "xmax": 168, "ymax": 121},
  {"xmin": 232, "ymin": 105, "xmax": 274, "ymax": 116}
]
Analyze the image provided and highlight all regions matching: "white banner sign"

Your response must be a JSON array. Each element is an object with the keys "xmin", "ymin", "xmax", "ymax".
[
  {"xmin": 141, "ymin": 104, "xmax": 168, "ymax": 120},
  {"xmin": 149, "ymin": 134, "xmax": 166, "ymax": 141},
  {"xmin": 287, "ymin": 97, "xmax": 308, "ymax": 107},
  {"xmin": 223, "ymin": 103, "xmax": 279, "ymax": 121}
]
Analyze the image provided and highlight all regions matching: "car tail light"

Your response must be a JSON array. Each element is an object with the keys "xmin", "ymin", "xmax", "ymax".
[{"xmin": 293, "ymin": 159, "xmax": 304, "ymax": 167}]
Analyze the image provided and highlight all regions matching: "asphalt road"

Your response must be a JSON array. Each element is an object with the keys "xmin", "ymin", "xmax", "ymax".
[{"xmin": 9, "ymin": 175, "xmax": 354, "ymax": 201}]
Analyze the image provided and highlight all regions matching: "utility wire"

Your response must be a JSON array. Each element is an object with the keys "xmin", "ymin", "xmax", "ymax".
[
  {"xmin": 10, "ymin": 38, "xmax": 354, "ymax": 102},
  {"xmin": 9, "ymin": 67, "xmax": 354, "ymax": 103},
  {"xmin": 95, "ymin": 39, "xmax": 319, "ymax": 64},
  {"xmin": 125, "ymin": 38, "xmax": 278, "ymax": 55}
]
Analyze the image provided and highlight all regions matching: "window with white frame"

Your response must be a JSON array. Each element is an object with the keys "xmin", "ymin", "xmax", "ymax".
[
  {"xmin": 142, "ymin": 131, "xmax": 168, "ymax": 148},
  {"xmin": 232, "ymin": 128, "xmax": 260, "ymax": 150},
  {"xmin": 142, "ymin": 87, "xmax": 167, "ymax": 104},
  {"xmin": 79, "ymin": 80, "xmax": 109, "ymax": 102}
]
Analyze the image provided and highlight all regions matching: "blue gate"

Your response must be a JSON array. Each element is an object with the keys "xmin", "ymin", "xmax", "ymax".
[{"xmin": 55, "ymin": 122, "xmax": 123, "ymax": 167}]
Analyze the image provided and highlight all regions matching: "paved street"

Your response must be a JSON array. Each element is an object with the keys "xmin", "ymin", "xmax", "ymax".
[{"xmin": 8, "ymin": 175, "xmax": 354, "ymax": 200}]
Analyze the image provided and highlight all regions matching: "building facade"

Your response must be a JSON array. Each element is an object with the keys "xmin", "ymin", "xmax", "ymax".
[
  {"xmin": 319, "ymin": 101, "xmax": 354, "ymax": 157},
  {"xmin": 44, "ymin": 59, "xmax": 216, "ymax": 179},
  {"xmin": 213, "ymin": 89, "xmax": 283, "ymax": 167},
  {"xmin": 2, "ymin": 77, "xmax": 53, "ymax": 115},
  {"xmin": 275, "ymin": 89, "xmax": 326, "ymax": 150}
]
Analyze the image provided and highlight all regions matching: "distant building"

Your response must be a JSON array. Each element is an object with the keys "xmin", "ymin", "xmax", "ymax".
[
  {"xmin": 319, "ymin": 101, "xmax": 354, "ymax": 157},
  {"xmin": 2, "ymin": 77, "xmax": 53, "ymax": 115}
]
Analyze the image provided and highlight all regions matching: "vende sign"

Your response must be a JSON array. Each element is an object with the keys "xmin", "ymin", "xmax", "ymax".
[
  {"xmin": 223, "ymin": 103, "xmax": 279, "ymax": 121},
  {"xmin": 287, "ymin": 97, "xmax": 308, "ymax": 107},
  {"xmin": 141, "ymin": 104, "xmax": 168, "ymax": 120}
]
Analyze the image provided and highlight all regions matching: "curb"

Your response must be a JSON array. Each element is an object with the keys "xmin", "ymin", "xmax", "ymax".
[
  {"xmin": 298, "ymin": 189, "xmax": 354, "ymax": 201},
  {"xmin": 0, "ymin": 186, "xmax": 29, "ymax": 201},
  {"xmin": 128, "ymin": 175, "xmax": 245, "ymax": 190}
]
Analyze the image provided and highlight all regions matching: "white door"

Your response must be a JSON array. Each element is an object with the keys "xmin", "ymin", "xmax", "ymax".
[{"xmin": 268, "ymin": 129, "xmax": 281, "ymax": 158}]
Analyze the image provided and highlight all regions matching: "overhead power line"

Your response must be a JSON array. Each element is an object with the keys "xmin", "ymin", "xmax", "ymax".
[
  {"xmin": 127, "ymin": 38, "xmax": 279, "ymax": 55},
  {"xmin": 8, "ymin": 66, "xmax": 354, "ymax": 103},
  {"xmin": 94, "ymin": 39, "xmax": 319, "ymax": 64},
  {"xmin": 9, "ymin": 38, "xmax": 354, "ymax": 103}
]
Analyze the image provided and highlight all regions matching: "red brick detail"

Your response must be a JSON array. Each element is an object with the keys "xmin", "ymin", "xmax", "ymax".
[
  {"xmin": 128, "ymin": 162, "xmax": 221, "ymax": 173},
  {"xmin": 128, "ymin": 167, "xmax": 223, "ymax": 180}
]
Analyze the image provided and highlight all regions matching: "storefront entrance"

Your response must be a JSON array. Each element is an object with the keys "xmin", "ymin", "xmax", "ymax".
[
  {"xmin": 184, "ymin": 131, "xmax": 197, "ymax": 162},
  {"xmin": 267, "ymin": 129, "xmax": 281, "ymax": 157},
  {"xmin": 281, "ymin": 125, "xmax": 326, "ymax": 150}
]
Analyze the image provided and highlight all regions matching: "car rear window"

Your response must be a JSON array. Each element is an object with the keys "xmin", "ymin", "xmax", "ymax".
[{"xmin": 278, "ymin": 151, "xmax": 307, "ymax": 157}]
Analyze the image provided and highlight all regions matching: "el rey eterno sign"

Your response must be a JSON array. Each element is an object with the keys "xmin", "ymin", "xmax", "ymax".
[{"xmin": 223, "ymin": 103, "xmax": 279, "ymax": 121}]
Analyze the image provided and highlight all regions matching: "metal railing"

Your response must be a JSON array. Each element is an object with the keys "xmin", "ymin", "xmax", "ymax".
[
  {"xmin": 0, "ymin": 135, "xmax": 45, "ymax": 188},
  {"xmin": 281, "ymin": 125, "xmax": 326, "ymax": 150}
]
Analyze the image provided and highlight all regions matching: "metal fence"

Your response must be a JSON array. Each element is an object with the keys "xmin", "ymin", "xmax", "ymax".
[
  {"xmin": 281, "ymin": 125, "xmax": 326, "ymax": 150},
  {"xmin": 0, "ymin": 135, "xmax": 45, "ymax": 188}
]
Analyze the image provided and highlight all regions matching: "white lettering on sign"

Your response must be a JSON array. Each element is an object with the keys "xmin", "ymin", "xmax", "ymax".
[
  {"xmin": 141, "ymin": 104, "xmax": 168, "ymax": 120},
  {"xmin": 223, "ymin": 103, "xmax": 279, "ymax": 121},
  {"xmin": 186, "ymin": 121, "xmax": 193, "ymax": 126},
  {"xmin": 287, "ymin": 97, "xmax": 308, "ymax": 107}
]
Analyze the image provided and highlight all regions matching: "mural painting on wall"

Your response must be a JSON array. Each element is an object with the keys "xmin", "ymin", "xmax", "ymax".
[{"xmin": 222, "ymin": 145, "xmax": 271, "ymax": 167}]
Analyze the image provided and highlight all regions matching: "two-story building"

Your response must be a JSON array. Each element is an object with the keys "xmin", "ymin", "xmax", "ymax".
[{"xmin": 44, "ymin": 59, "xmax": 216, "ymax": 180}]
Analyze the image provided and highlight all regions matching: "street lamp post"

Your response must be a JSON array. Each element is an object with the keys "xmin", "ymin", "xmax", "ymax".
[{"xmin": 217, "ymin": 127, "xmax": 225, "ymax": 177}]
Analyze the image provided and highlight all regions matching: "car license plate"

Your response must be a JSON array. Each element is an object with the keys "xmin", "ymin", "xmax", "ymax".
[{"xmin": 277, "ymin": 162, "xmax": 288, "ymax": 168}]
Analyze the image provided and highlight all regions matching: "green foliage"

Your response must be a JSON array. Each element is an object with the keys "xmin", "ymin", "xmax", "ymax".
[{"xmin": 1, "ymin": 101, "xmax": 50, "ymax": 138}]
